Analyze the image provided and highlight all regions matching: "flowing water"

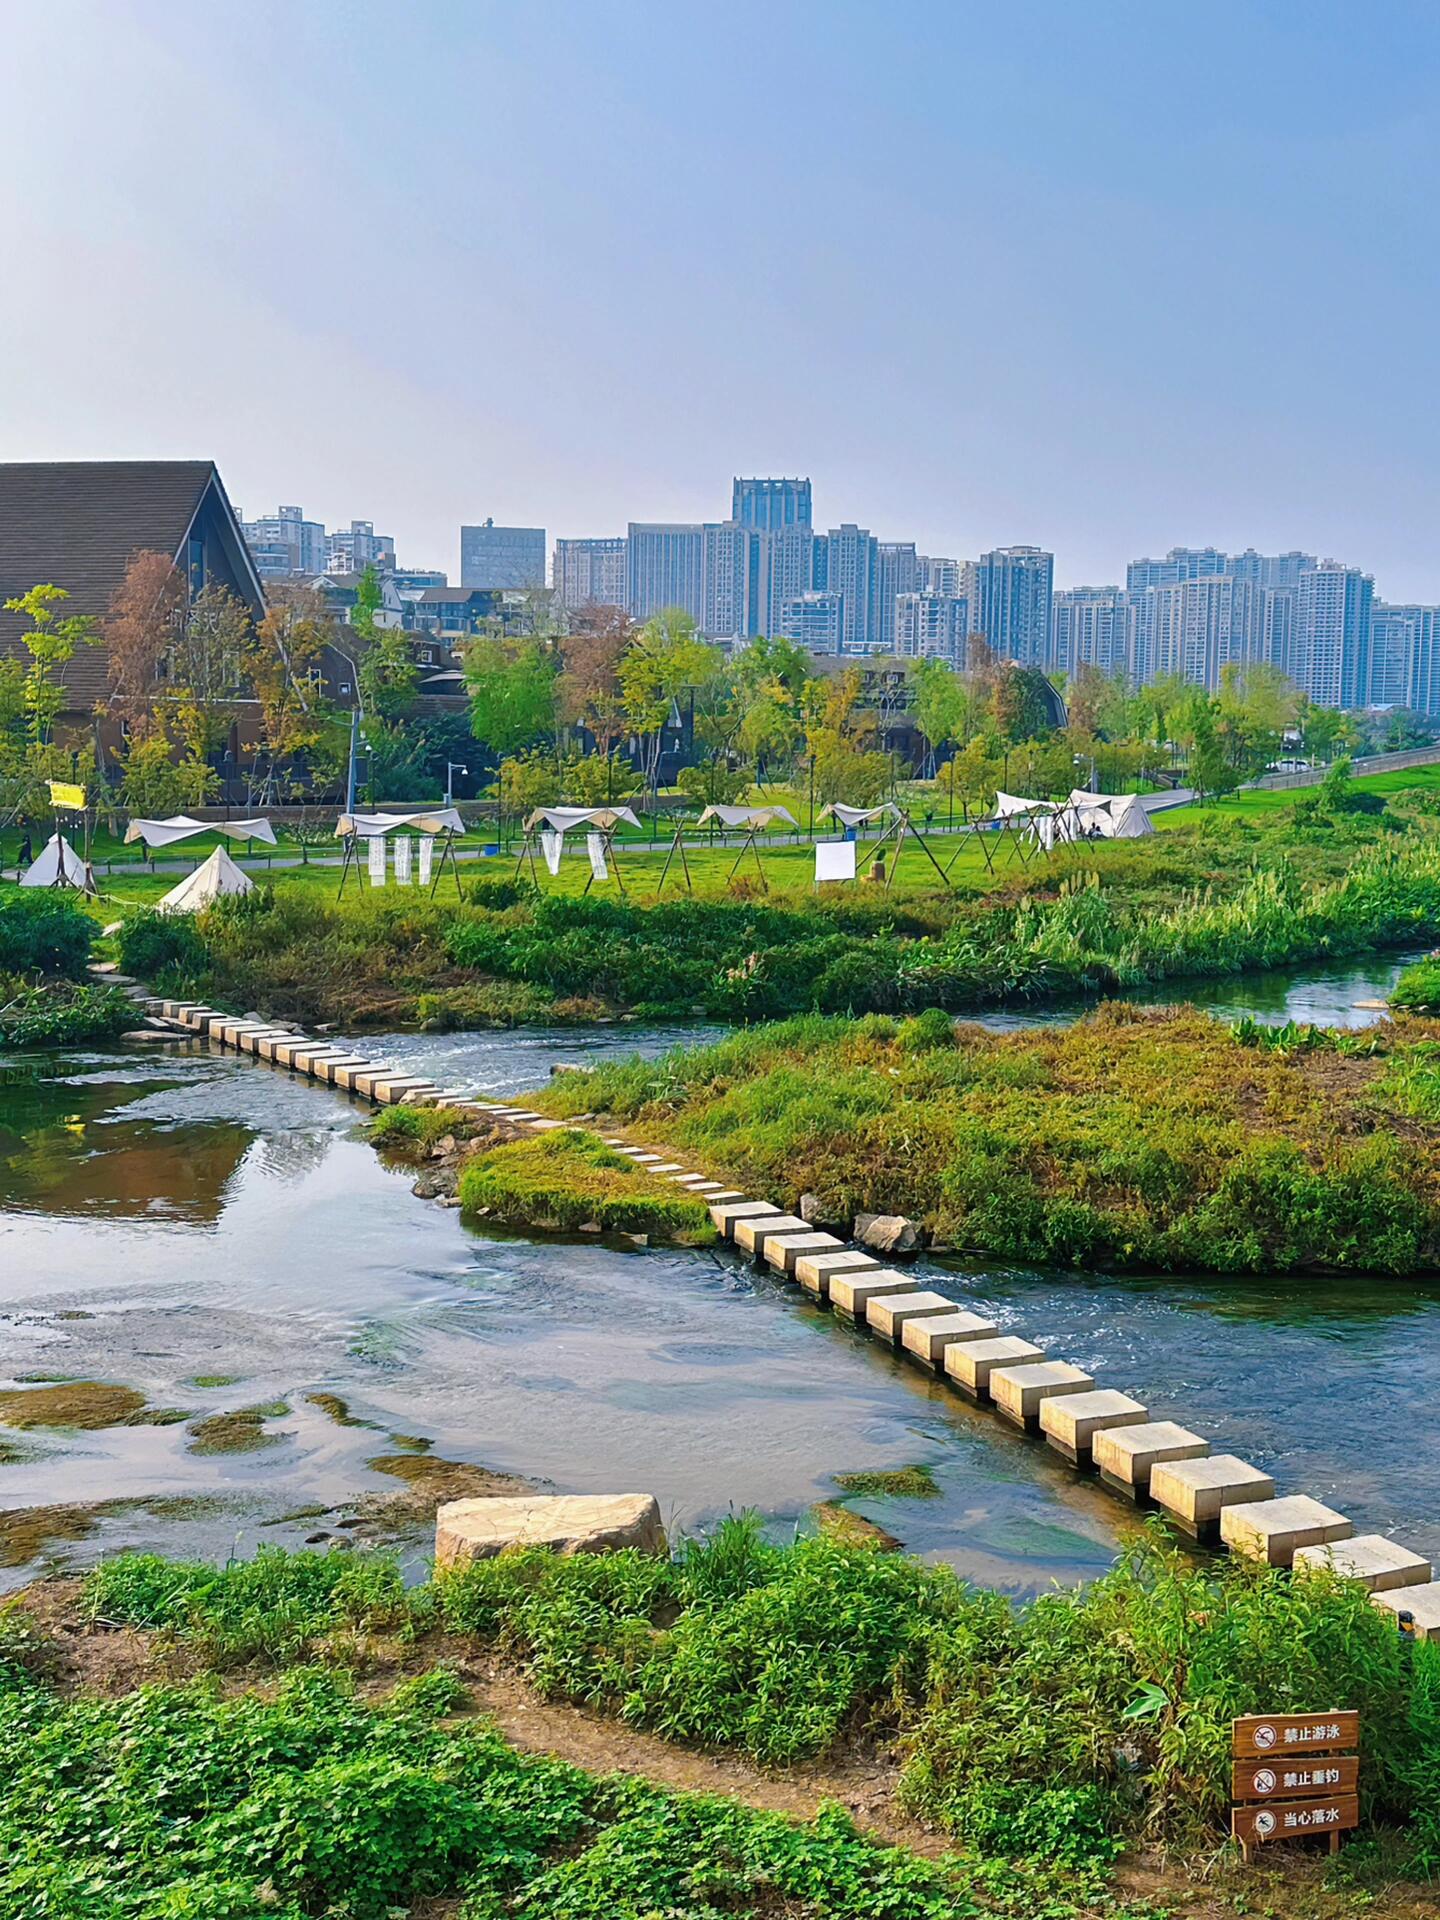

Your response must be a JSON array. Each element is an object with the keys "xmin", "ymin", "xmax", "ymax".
[{"xmin": 1, "ymin": 948, "xmax": 1433, "ymax": 1592}]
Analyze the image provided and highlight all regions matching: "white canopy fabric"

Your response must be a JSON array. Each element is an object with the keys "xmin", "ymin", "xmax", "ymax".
[
  {"xmin": 125, "ymin": 815, "xmax": 277, "ymax": 848},
  {"xmin": 1068, "ymin": 789, "xmax": 1108, "ymax": 810},
  {"xmin": 336, "ymin": 808, "xmax": 465, "ymax": 838},
  {"xmin": 695, "ymin": 804, "xmax": 797, "ymax": 828},
  {"xmin": 817, "ymin": 802, "xmax": 900, "ymax": 827},
  {"xmin": 522, "ymin": 805, "xmax": 642, "ymax": 834},
  {"xmin": 993, "ymin": 791, "xmax": 1055, "ymax": 820},
  {"xmin": 19, "ymin": 833, "xmax": 93, "ymax": 891},
  {"xmin": 155, "ymin": 846, "xmax": 255, "ymax": 914}
]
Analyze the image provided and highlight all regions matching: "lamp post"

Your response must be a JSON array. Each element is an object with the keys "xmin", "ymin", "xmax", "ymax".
[
  {"xmin": 445, "ymin": 762, "xmax": 467, "ymax": 805},
  {"xmin": 332, "ymin": 645, "xmax": 364, "ymax": 815}
]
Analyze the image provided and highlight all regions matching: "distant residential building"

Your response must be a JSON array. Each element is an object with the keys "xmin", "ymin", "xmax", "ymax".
[
  {"xmin": 815, "ymin": 523, "xmax": 878, "ymax": 653},
  {"xmin": 241, "ymin": 504, "xmax": 327, "ymax": 579},
  {"xmin": 755, "ymin": 523, "xmax": 814, "ymax": 639},
  {"xmin": 407, "ymin": 584, "xmax": 552, "ymax": 639},
  {"xmin": 875, "ymin": 541, "xmax": 919, "ymax": 653},
  {"xmin": 778, "ymin": 589, "xmax": 844, "ymax": 654},
  {"xmin": 701, "ymin": 520, "xmax": 756, "ymax": 640},
  {"xmin": 732, "ymin": 476, "xmax": 812, "ymax": 530},
  {"xmin": 895, "ymin": 590, "xmax": 969, "ymax": 659},
  {"xmin": 326, "ymin": 519, "xmax": 395, "ymax": 575},
  {"xmin": 1372, "ymin": 602, "xmax": 1440, "ymax": 714},
  {"xmin": 1050, "ymin": 586, "xmax": 1128, "ymax": 675},
  {"xmin": 1144, "ymin": 575, "xmax": 1266, "ymax": 691},
  {"xmin": 918, "ymin": 555, "xmax": 961, "ymax": 595},
  {"xmin": 391, "ymin": 567, "xmax": 448, "ymax": 591},
  {"xmin": 553, "ymin": 536, "xmax": 627, "ymax": 612},
  {"xmin": 626, "ymin": 522, "xmax": 704, "ymax": 622},
  {"xmin": 1293, "ymin": 561, "xmax": 1374, "ymax": 710},
  {"xmin": 460, "ymin": 518, "xmax": 546, "ymax": 590},
  {"xmin": 964, "ymin": 546, "xmax": 1054, "ymax": 665}
]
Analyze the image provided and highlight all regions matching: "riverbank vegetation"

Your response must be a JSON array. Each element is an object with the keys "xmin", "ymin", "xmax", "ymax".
[
  {"xmin": 0, "ymin": 892, "xmax": 131, "ymax": 1047},
  {"xmin": 536, "ymin": 1001, "xmax": 1440, "ymax": 1272},
  {"xmin": 6, "ymin": 1523, "xmax": 1439, "ymax": 1915}
]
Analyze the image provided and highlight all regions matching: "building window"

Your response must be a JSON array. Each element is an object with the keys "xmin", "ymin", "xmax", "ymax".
[{"xmin": 188, "ymin": 535, "xmax": 205, "ymax": 595}]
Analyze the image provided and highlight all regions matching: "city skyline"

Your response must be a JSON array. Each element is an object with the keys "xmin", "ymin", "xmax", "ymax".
[{"xmin": 4, "ymin": 4, "xmax": 1440, "ymax": 598}]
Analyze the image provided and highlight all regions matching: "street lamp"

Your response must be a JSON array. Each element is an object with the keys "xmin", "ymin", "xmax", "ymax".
[
  {"xmin": 330, "ymin": 644, "xmax": 365, "ymax": 814},
  {"xmin": 445, "ymin": 761, "xmax": 468, "ymax": 805}
]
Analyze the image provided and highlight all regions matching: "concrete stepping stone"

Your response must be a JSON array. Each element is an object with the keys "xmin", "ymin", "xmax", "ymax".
[
  {"xmin": 313, "ymin": 1056, "xmax": 369, "ymax": 1084},
  {"xmin": 942, "ymin": 1335, "xmax": 1044, "ymax": 1402},
  {"xmin": 828, "ymin": 1269, "xmax": 917, "ymax": 1319},
  {"xmin": 990, "ymin": 1360, "xmax": 1093, "ymax": 1430},
  {"xmin": 866, "ymin": 1289, "xmax": 956, "ymax": 1345},
  {"xmin": 764, "ymin": 1232, "xmax": 846, "ymax": 1277},
  {"xmin": 1092, "ymin": 1420, "xmax": 1210, "ymax": 1499},
  {"xmin": 900, "ymin": 1309, "xmax": 1000, "ymax": 1369},
  {"xmin": 708, "ymin": 1200, "xmax": 781, "ymax": 1235},
  {"xmin": 648, "ymin": 1163, "xmax": 685, "ymax": 1174},
  {"xmin": 255, "ymin": 1033, "xmax": 307, "ymax": 1059},
  {"xmin": 1372, "ymin": 1581, "xmax": 1440, "ymax": 1638},
  {"xmin": 1294, "ymin": 1535, "xmax": 1432, "ymax": 1593},
  {"xmin": 371, "ymin": 1078, "xmax": 443, "ymax": 1106},
  {"xmin": 732, "ymin": 1213, "xmax": 809, "ymax": 1258},
  {"xmin": 1220, "ymin": 1495, "xmax": 1353, "ymax": 1567},
  {"xmin": 1150, "ymin": 1455, "xmax": 1275, "ymax": 1539},
  {"xmin": 1039, "ymin": 1389, "xmax": 1149, "ymax": 1465},
  {"xmin": 794, "ymin": 1249, "xmax": 879, "ymax": 1299}
]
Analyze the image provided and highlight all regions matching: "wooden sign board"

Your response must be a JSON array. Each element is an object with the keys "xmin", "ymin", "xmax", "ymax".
[
  {"xmin": 1232, "ymin": 1755, "xmax": 1358, "ymax": 1801},
  {"xmin": 1233, "ymin": 1794, "xmax": 1358, "ymax": 1851},
  {"xmin": 1231, "ymin": 1712, "xmax": 1358, "ymax": 1758}
]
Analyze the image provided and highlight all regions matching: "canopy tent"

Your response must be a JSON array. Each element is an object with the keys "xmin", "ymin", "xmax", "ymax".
[
  {"xmin": 515, "ymin": 805, "xmax": 642, "ymax": 895},
  {"xmin": 1108, "ymin": 794, "xmax": 1155, "ymax": 838},
  {"xmin": 125, "ymin": 815, "xmax": 277, "ymax": 849},
  {"xmin": 336, "ymin": 807, "xmax": 464, "ymax": 896},
  {"xmin": 992, "ymin": 790, "xmax": 1054, "ymax": 820},
  {"xmin": 814, "ymin": 799, "xmax": 953, "ymax": 891},
  {"xmin": 662, "ymin": 802, "xmax": 797, "ymax": 895},
  {"xmin": 815, "ymin": 802, "xmax": 901, "ymax": 828},
  {"xmin": 694, "ymin": 804, "xmax": 797, "ymax": 829},
  {"xmin": 155, "ymin": 846, "xmax": 255, "ymax": 914},
  {"xmin": 19, "ymin": 832, "xmax": 94, "ymax": 892}
]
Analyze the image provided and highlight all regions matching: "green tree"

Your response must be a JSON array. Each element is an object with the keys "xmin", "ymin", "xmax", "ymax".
[
  {"xmin": 1189, "ymin": 707, "xmax": 1240, "ymax": 801},
  {"xmin": 995, "ymin": 665, "xmax": 1057, "ymax": 744},
  {"xmin": 618, "ymin": 609, "xmax": 719, "ymax": 791},
  {"xmin": 909, "ymin": 657, "xmax": 970, "ymax": 773},
  {"xmin": 465, "ymin": 636, "xmax": 559, "ymax": 761},
  {"xmin": 353, "ymin": 567, "xmax": 418, "ymax": 727},
  {"xmin": 1, "ymin": 583, "xmax": 100, "ymax": 745}
]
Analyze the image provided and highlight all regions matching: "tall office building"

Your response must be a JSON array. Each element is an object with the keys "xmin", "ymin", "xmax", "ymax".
[
  {"xmin": 895, "ymin": 591, "xmax": 970, "ymax": 659},
  {"xmin": 732, "ymin": 477, "xmax": 812, "ymax": 530},
  {"xmin": 625, "ymin": 523, "xmax": 705, "ymax": 622},
  {"xmin": 875, "ymin": 541, "xmax": 919, "ymax": 654},
  {"xmin": 1292, "ymin": 561, "xmax": 1374, "ymax": 710},
  {"xmin": 778, "ymin": 590, "xmax": 843, "ymax": 654},
  {"xmin": 1050, "ymin": 587, "xmax": 1128, "ymax": 675},
  {"xmin": 816, "ymin": 523, "xmax": 879, "ymax": 653},
  {"xmin": 1372, "ymin": 603, "xmax": 1440, "ymax": 715},
  {"xmin": 461, "ymin": 519, "xmax": 546, "ymax": 589},
  {"xmin": 963, "ymin": 546, "xmax": 1054, "ymax": 665},
  {"xmin": 241, "ymin": 504, "xmax": 328, "ymax": 579},
  {"xmin": 553, "ymin": 536, "xmax": 628, "ymax": 612},
  {"xmin": 701, "ymin": 521, "xmax": 757, "ymax": 639}
]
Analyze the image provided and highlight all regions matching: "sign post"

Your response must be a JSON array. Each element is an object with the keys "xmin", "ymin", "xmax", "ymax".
[{"xmin": 1231, "ymin": 1714, "xmax": 1359, "ymax": 1862}]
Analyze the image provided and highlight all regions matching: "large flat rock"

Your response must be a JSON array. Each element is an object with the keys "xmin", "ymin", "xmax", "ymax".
[{"xmin": 436, "ymin": 1493, "xmax": 667, "ymax": 1568}]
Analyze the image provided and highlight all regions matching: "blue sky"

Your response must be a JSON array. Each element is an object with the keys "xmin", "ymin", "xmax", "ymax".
[{"xmin": 3, "ymin": 1, "xmax": 1439, "ymax": 596}]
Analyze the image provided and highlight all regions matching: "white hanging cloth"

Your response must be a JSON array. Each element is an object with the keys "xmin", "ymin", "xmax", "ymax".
[
  {"xmin": 815, "ymin": 840, "xmax": 857, "ymax": 882},
  {"xmin": 587, "ymin": 832, "xmax": 609, "ymax": 882},
  {"xmin": 541, "ymin": 829, "xmax": 563, "ymax": 876},
  {"xmin": 367, "ymin": 835, "xmax": 386, "ymax": 885},
  {"xmin": 524, "ymin": 805, "xmax": 642, "ymax": 833},
  {"xmin": 392, "ymin": 836, "xmax": 413, "ymax": 885},
  {"xmin": 417, "ymin": 836, "xmax": 434, "ymax": 885}
]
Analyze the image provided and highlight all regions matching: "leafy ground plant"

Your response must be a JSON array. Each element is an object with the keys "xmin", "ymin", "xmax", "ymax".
[{"xmin": 456, "ymin": 1127, "xmax": 716, "ymax": 1241}]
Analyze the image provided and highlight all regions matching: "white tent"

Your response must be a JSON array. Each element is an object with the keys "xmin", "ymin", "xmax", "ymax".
[
  {"xmin": 521, "ymin": 805, "xmax": 642, "ymax": 834},
  {"xmin": 695, "ymin": 804, "xmax": 797, "ymax": 828},
  {"xmin": 18, "ymin": 832, "xmax": 93, "ymax": 892},
  {"xmin": 1108, "ymin": 794, "xmax": 1155, "ymax": 838},
  {"xmin": 155, "ymin": 846, "xmax": 255, "ymax": 914},
  {"xmin": 993, "ymin": 791, "xmax": 1054, "ymax": 820},
  {"xmin": 125, "ymin": 815, "xmax": 277, "ymax": 848},
  {"xmin": 336, "ymin": 808, "xmax": 465, "ymax": 838}
]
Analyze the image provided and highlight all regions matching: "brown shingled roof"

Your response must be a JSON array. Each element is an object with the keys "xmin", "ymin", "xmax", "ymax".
[{"xmin": 0, "ymin": 460, "xmax": 217, "ymax": 709}]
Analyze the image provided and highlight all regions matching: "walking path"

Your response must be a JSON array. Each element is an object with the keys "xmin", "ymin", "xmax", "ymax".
[{"xmin": 104, "ymin": 963, "xmax": 1439, "ymax": 1636}]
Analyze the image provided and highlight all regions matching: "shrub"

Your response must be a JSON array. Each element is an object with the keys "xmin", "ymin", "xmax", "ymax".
[
  {"xmin": 0, "ymin": 891, "xmax": 94, "ymax": 977},
  {"xmin": 0, "ymin": 979, "xmax": 133, "ymax": 1048},
  {"xmin": 117, "ymin": 908, "xmax": 208, "ymax": 983}
]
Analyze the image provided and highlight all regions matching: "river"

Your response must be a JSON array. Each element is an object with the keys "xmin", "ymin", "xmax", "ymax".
[{"xmin": 1, "ymin": 948, "xmax": 1434, "ymax": 1593}]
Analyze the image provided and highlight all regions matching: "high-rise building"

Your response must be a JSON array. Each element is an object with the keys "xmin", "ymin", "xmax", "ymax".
[
  {"xmin": 460, "ymin": 519, "xmax": 546, "ymax": 589},
  {"xmin": 241, "ymin": 504, "xmax": 327, "ymax": 579},
  {"xmin": 701, "ymin": 521, "xmax": 757, "ymax": 639},
  {"xmin": 964, "ymin": 546, "xmax": 1054, "ymax": 665},
  {"xmin": 325, "ymin": 520, "xmax": 395, "ymax": 575},
  {"xmin": 875, "ymin": 541, "xmax": 919, "ymax": 654},
  {"xmin": 895, "ymin": 591, "xmax": 970, "ymax": 659},
  {"xmin": 816, "ymin": 524, "xmax": 878, "ymax": 653},
  {"xmin": 625, "ymin": 523, "xmax": 705, "ymax": 622},
  {"xmin": 1050, "ymin": 587, "xmax": 1128, "ymax": 675},
  {"xmin": 778, "ymin": 589, "xmax": 843, "ymax": 654},
  {"xmin": 732, "ymin": 477, "xmax": 812, "ymax": 530},
  {"xmin": 755, "ymin": 523, "xmax": 815, "ymax": 639},
  {"xmin": 1146, "ymin": 575, "xmax": 1267, "ymax": 691},
  {"xmin": 1292, "ymin": 561, "xmax": 1374, "ymax": 710},
  {"xmin": 553, "ymin": 536, "xmax": 628, "ymax": 612},
  {"xmin": 1370, "ymin": 602, "xmax": 1440, "ymax": 713},
  {"xmin": 918, "ymin": 556, "xmax": 961, "ymax": 595}
]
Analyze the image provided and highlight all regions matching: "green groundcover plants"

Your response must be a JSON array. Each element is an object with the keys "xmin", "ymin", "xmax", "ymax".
[
  {"xmin": 455, "ymin": 1127, "xmax": 716, "ymax": 1241},
  {"xmin": 535, "ymin": 1001, "xmax": 1440, "ymax": 1272}
]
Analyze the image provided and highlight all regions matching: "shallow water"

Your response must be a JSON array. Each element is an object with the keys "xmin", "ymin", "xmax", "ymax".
[{"xmin": 0, "ymin": 947, "xmax": 1432, "ymax": 1591}]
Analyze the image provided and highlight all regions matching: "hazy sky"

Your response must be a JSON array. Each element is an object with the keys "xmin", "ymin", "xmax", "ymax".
[{"xmin": 4, "ymin": 1, "xmax": 1440, "ymax": 596}]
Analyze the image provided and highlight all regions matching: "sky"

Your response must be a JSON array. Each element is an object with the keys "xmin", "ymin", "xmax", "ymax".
[{"xmin": 3, "ymin": 0, "xmax": 1440, "ymax": 597}]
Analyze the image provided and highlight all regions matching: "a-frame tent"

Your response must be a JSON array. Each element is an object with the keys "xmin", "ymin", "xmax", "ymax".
[
  {"xmin": 693, "ymin": 804, "xmax": 797, "ymax": 891},
  {"xmin": 18, "ymin": 832, "xmax": 94, "ymax": 893},
  {"xmin": 816, "ymin": 801, "xmax": 954, "ymax": 890},
  {"xmin": 155, "ymin": 846, "xmax": 255, "ymax": 914}
]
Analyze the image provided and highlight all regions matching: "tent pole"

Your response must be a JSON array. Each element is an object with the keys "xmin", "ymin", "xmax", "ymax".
[
  {"xmin": 751, "ymin": 829, "xmax": 768, "ymax": 891},
  {"xmin": 609, "ymin": 832, "xmax": 626, "ymax": 898},
  {"xmin": 906, "ymin": 810, "xmax": 956, "ymax": 889},
  {"xmin": 337, "ymin": 835, "xmax": 354, "ymax": 900},
  {"xmin": 679, "ymin": 832, "xmax": 693, "ymax": 893},
  {"xmin": 883, "ymin": 814, "xmax": 905, "ymax": 891},
  {"xmin": 655, "ymin": 829, "xmax": 679, "ymax": 898},
  {"xmin": 726, "ymin": 828, "xmax": 755, "ymax": 883}
]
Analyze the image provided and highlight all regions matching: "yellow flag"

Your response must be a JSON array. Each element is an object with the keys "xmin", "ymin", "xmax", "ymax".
[{"xmin": 48, "ymin": 781, "xmax": 86, "ymax": 810}]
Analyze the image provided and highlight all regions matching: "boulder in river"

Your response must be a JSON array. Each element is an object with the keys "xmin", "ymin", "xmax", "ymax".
[
  {"xmin": 853, "ymin": 1212, "xmax": 925, "ymax": 1257},
  {"xmin": 435, "ymin": 1492, "xmax": 667, "ymax": 1567}
]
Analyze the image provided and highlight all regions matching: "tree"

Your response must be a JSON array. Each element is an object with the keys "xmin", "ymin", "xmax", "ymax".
[
  {"xmin": 244, "ymin": 584, "xmax": 334, "ymax": 801},
  {"xmin": 2, "ymin": 583, "xmax": 101, "ymax": 745},
  {"xmin": 556, "ymin": 604, "xmax": 635, "ymax": 752},
  {"xmin": 941, "ymin": 735, "xmax": 1004, "ymax": 818},
  {"xmin": 170, "ymin": 583, "xmax": 250, "ymax": 765},
  {"xmin": 1189, "ymin": 707, "xmax": 1240, "ymax": 801},
  {"xmin": 618, "ymin": 609, "xmax": 719, "ymax": 791},
  {"xmin": 465, "ymin": 636, "xmax": 559, "ymax": 761},
  {"xmin": 909, "ymin": 657, "xmax": 970, "ymax": 774},
  {"xmin": 565, "ymin": 749, "xmax": 643, "ymax": 806},
  {"xmin": 492, "ymin": 748, "xmax": 562, "ymax": 816},
  {"xmin": 353, "ymin": 566, "xmax": 418, "ymax": 727},
  {"xmin": 803, "ymin": 667, "xmax": 889, "ymax": 804},
  {"xmin": 994, "ymin": 665, "xmax": 1057, "ymax": 744},
  {"xmin": 118, "ymin": 735, "xmax": 212, "ymax": 817},
  {"xmin": 103, "ymin": 550, "xmax": 186, "ymax": 732}
]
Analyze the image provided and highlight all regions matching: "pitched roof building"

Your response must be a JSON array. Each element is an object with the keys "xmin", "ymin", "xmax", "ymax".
[{"xmin": 0, "ymin": 460, "xmax": 265, "ymax": 721}]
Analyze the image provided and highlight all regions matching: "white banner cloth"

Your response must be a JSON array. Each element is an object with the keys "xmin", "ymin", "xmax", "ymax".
[
  {"xmin": 367, "ymin": 835, "xmax": 386, "ymax": 885},
  {"xmin": 392, "ymin": 835, "xmax": 413, "ymax": 885},
  {"xmin": 587, "ymin": 833, "xmax": 609, "ymax": 882},
  {"xmin": 542, "ymin": 830, "xmax": 563, "ymax": 876},
  {"xmin": 815, "ymin": 840, "xmax": 858, "ymax": 882},
  {"xmin": 418, "ymin": 836, "xmax": 434, "ymax": 885}
]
